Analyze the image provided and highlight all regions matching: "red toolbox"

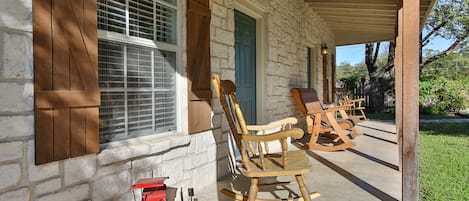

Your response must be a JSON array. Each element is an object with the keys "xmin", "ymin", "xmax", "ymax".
[{"xmin": 132, "ymin": 177, "xmax": 169, "ymax": 201}]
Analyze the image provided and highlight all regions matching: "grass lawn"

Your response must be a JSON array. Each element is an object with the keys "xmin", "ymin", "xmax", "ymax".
[{"xmin": 419, "ymin": 123, "xmax": 469, "ymax": 200}]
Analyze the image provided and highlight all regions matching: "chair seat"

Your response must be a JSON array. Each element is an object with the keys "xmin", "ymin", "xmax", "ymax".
[{"xmin": 244, "ymin": 150, "xmax": 312, "ymax": 177}]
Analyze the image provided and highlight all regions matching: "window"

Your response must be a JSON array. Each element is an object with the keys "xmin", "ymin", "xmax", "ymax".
[{"xmin": 97, "ymin": 0, "xmax": 178, "ymax": 143}]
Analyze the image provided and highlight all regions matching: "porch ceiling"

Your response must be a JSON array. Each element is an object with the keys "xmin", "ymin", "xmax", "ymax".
[{"xmin": 305, "ymin": 0, "xmax": 436, "ymax": 46}]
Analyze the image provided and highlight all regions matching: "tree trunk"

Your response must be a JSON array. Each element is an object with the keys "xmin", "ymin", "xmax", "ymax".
[{"xmin": 368, "ymin": 76, "xmax": 387, "ymax": 113}]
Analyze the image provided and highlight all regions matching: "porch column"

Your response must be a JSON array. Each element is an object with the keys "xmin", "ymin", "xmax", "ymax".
[{"xmin": 395, "ymin": 0, "xmax": 420, "ymax": 200}]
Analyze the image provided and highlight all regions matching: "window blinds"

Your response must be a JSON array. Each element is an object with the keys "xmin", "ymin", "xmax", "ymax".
[
  {"xmin": 97, "ymin": 0, "xmax": 177, "ymax": 144},
  {"xmin": 98, "ymin": 0, "xmax": 177, "ymax": 44}
]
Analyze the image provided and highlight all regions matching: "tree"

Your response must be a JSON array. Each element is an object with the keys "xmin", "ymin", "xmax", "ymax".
[
  {"xmin": 362, "ymin": 0, "xmax": 468, "ymax": 112},
  {"xmin": 420, "ymin": 0, "xmax": 469, "ymax": 69}
]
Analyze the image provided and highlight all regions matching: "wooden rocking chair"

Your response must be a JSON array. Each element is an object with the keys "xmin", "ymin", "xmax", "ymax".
[
  {"xmin": 291, "ymin": 88, "xmax": 363, "ymax": 151},
  {"xmin": 338, "ymin": 95, "xmax": 367, "ymax": 121},
  {"xmin": 213, "ymin": 75, "xmax": 319, "ymax": 201}
]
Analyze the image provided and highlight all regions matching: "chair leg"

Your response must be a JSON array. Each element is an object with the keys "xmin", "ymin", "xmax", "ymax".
[
  {"xmin": 248, "ymin": 177, "xmax": 259, "ymax": 201},
  {"xmin": 295, "ymin": 175, "xmax": 311, "ymax": 201},
  {"xmin": 360, "ymin": 109, "xmax": 367, "ymax": 120}
]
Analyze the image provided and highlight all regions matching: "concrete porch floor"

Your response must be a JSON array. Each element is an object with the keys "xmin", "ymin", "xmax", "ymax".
[{"xmin": 198, "ymin": 120, "xmax": 401, "ymax": 201}]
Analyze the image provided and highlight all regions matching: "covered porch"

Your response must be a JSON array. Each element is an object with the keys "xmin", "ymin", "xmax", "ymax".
[{"xmin": 202, "ymin": 120, "xmax": 400, "ymax": 200}]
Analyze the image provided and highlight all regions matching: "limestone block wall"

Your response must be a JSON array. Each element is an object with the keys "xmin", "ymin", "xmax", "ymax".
[
  {"xmin": 0, "ymin": 1, "xmax": 218, "ymax": 200},
  {"xmin": 210, "ymin": 0, "xmax": 335, "ymax": 178}
]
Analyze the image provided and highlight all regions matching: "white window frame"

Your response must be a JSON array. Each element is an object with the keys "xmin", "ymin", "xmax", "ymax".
[{"xmin": 97, "ymin": 0, "xmax": 183, "ymax": 147}]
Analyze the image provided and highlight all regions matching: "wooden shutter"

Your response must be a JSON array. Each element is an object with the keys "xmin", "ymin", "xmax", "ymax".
[
  {"xmin": 187, "ymin": 0, "xmax": 212, "ymax": 134},
  {"xmin": 33, "ymin": 0, "xmax": 99, "ymax": 164}
]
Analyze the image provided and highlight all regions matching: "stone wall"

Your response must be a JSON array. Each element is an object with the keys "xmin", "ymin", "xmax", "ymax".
[
  {"xmin": 210, "ymin": 0, "xmax": 335, "ymax": 178},
  {"xmin": 0, "ymin": 0, "xmax": 218, "ymax": 200},
  {"xmin": 0, "ymin": 0, "xmax": 336, "ymax": 200}
]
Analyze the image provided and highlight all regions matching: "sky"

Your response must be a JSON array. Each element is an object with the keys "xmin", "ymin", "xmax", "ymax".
[{"xmin": 336, "ymin": 36, "xmax": 453, "ymax": 66}]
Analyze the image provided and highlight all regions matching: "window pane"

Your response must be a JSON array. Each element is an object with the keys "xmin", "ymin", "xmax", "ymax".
[
  {"xmin": 127, "ymin": 45, "xmax": 153, "ymax": 88},
  {"xmin": 129, "ymin": 0, "xmax": 154, "ymax": 40},
  {"xmin": 154, "ymin": 50, "xmax": 176, "ymax": 88},
  {"xmin": 155, "ymin": 91, "xmax": 176, "ymax": 131},
  {"xmin": 154, "ymin": 2, "xmax": 177, "ymax": 44},
  {"xmin": 97, "ymin": 0, "xmax": 126, "ymax": 34},
  {"xmin": 100, "ymin": 92, "xmax": 126, "ymax": 143},
  {"xmin": 128, "ymin": 92, "xmax": 153, "ymax": 132},
  {"xmin": 99, "ymin": 41, "xmax": 125, "ymax": 88},
  {"xmin": 158, "ymin": 0, "xmax": 177, "ymax": 7}
]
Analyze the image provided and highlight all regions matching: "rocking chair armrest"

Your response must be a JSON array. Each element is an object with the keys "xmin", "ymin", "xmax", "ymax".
[
  {"xmin": 246, "ymin": 117, "xmax": 298, "ymax": 132},
  {"xmin": 241, "ymin": 128, "xmax": 304, "ymax": 142},
  {"xmin": 348, "ymin": 98, "xmax": 365, "ymax": 103}
]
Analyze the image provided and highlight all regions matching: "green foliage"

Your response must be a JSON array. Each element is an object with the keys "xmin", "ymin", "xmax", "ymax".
[
  {"xmin": 419, "ymin": 76, "xmax": 469, "ymax": 114},
  {"xmin": 419, "ymin": 123, "xmax": 469, "ymax": 200},
  {"xmin": 337, "ymin": 62, "xmax": 368, "ymax": 93}
]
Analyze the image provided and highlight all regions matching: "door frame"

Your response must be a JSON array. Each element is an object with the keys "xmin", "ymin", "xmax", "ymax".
[{"xmin": 234, "ymin": 0, "xmax": 267, "ymax": 124}]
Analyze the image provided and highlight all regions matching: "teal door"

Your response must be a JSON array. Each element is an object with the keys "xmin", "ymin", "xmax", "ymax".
[{"xmin": 235, "ymin": 10, "xmax": 257, "ymax": 125}]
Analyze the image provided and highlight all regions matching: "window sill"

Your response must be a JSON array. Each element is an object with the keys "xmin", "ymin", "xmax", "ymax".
[{"xmin": 97, "ymin": 133, "xmax": 190, "ymax": 166}]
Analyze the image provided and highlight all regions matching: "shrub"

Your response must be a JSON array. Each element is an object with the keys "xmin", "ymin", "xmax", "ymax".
[{"xmin": 419, "ymin": 77, "xmax": 469, "ymax": 114}]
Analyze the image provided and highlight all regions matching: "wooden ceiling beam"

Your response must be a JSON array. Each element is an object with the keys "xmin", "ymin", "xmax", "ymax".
[
  {"xmin": 324, "ymin": 16, "xmax": 396, "ymax": 25},
  {"xmin": 311, "ymin": 7, "xmax": 398, "ymax": 15},
  {"xmin": 316, "ymin": 11, "xmax": 397, "ymax": 18},
  {"xmin": 330, "ymin": 24, "xmax": 395, "ymax": 32}
]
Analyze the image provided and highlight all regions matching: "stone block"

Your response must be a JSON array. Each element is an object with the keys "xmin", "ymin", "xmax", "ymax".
[
  {"xmin": 130, "ymin": 168, "xmax": 152, "ymax": 184},
  {"xmin": 95, "ymin": 162, "xmax": 131, "ymax": 178},
  {"xmin": 163, "ymin": 147, "xmax": 187, "ymax": 161},
  {"xmin": 192, "ymin": 161, "xmax": 217, "ymax": 191},
  {"xmin": 0, "ymin": 141, "xmax": 22, "ymax": 162},
  {"xmin": 37, "ymin": 184, "xmax": 89, "ymax": 201},
  {"xmin": 64, "ymin": 154, "xmax": 96, "ymax": 186},
  {"xmin": 27, "ymin": 140, "xmax": 59, "ymax": 182},
  {"xmin": 116, "ymin": 192, "xmax": 135, "ymax": 201},
  {"xmin": 0, "ymin": 163, "xmax": 21, "ymax": 191},
  {"xmin": 214, "ymin": 28, "xmax": 234, "ymax": 45},
  {"xmin": 92, "ymin": 171, "xmax": 130, "ymax": 201},
  {"xmin": 160, "ymin": 159, "xmax": 184, "ymax": 186},
  {"xmin": 97, "ymin": 146, "xmax": 132, "ymax": 166},
  {"xmin": 0, "ymin": 81, "xmax": 33, "ymax": 113},
  {"xmin": 0, "ymin": 188, "xmax": 29, "ymax": 201},
  {"xmin": 0, "ymin": 115, "xmax": 33, "ymax": 139},
  {"xmin": 169, "ymin": 134, "xmax": 190, "ymax": 147},
  {"xmin": 0, "ymin": 31, "xmax": 33, "ymax": 79},
  {"xmin": 146, "ymin": 137, "xmax": 171, "ymax": 154},
  {"xmin": 0, "ymin": 0, "xmax": 32, "ymax": 31},
  {"xmin": 132, "ymin": 155, "xmax": 162, "ymax": 170},
  {"xmin": 34, "ymin": 177, "xmax": 61, "ymax": 196},
  {"xmin": 211, "ymin": 3, "xmax": 227, "ymax": 18},
  {"xmin": 211, "ymin": 42, "xmax": 228, "ymax": 58}
]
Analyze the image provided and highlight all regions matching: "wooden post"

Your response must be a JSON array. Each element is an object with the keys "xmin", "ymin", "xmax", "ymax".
[
  {"xmin": 395, "ymin": 5, "xmax": 403, "ymax": 172},
  {"xmin": 322, "ymin": 54, "xmax": 328, "ymax": 103},
  {"xmin": 396, "ymin": 0, "xmax": 420, "ymax": 200}
]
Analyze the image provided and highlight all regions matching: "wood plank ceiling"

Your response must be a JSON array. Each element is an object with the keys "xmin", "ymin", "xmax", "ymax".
[{"xmin": 305, "ymin": 0, "xmax": 436, "ymax": 45}]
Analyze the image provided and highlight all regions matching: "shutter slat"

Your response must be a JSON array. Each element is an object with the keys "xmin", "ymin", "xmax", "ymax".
[
  {"xmin": 53, "ymin": 109, "xmax": 71, "ymax": 160},
  {"xmin": 35, "ymin": 110, "xmax": 54, "ymax": 164},
  {"xmin": 71, "ymin": 108, "xmax": 86, "ymax": 157}
]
